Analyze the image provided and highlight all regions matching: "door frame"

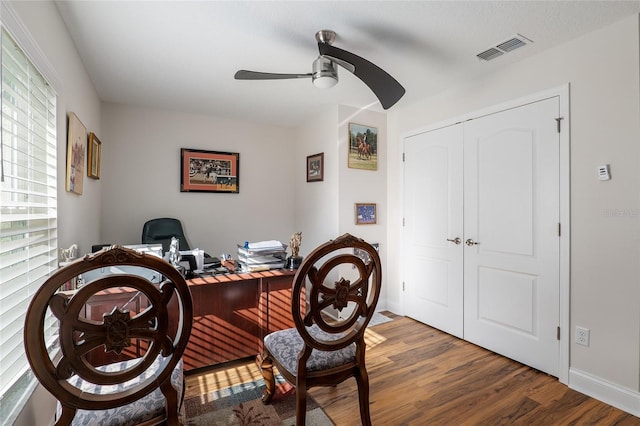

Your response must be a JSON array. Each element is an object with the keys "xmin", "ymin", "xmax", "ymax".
[{"xmin": 401, "ymin": 84, "xmax": 570, "ymax": 384}]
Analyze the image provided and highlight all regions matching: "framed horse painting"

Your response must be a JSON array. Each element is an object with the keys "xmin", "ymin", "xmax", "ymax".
[
  {"xmin": 180, "ymin": 148, "xmax": 240, "ymax": 193},
  {"xmin": 348, "ymin": 123, "xmax": 377, "ymax": 171}
]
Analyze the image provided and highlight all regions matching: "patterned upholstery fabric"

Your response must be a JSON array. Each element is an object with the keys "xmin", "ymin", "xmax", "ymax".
[
  {"xmin": 264, "ymin": 324, "xmax": 355, "ymax": 375},
  {"xmin": 62, "ymin": 357, "xmax": 184, "ymax": 426}
]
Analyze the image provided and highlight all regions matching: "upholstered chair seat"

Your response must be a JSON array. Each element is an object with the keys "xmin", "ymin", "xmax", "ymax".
[
  {"xmin": 264, "ymin": 325, "xmax": 354, "ymax": 374},
  {"xmin": 66, "ymin": 358, "xmax": 184, "ymax": 426}
]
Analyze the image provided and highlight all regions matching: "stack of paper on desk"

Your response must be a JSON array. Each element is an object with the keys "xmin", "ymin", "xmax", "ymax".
[{"xmin": 237, "ymin": 240, "xmax": 287, "ymax": 271}]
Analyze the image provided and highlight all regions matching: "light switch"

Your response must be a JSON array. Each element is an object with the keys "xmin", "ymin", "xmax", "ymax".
[{"xmin": 598, "ymin": 165, "xmax": 611, "ymax": 181}]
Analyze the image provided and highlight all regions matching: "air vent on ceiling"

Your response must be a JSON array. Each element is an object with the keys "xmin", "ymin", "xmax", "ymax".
[
  {"xmin": 477, "ymin": 34, "xmax": 532, "ymax": 61},
  {"xmin": 477, "ymin": 48, "xmax": 503, "ymax": 61}
]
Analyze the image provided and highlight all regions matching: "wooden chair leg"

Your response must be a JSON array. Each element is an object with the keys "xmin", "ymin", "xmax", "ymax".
[
  {"xmin": 258, "ymin": 352, "xmax": 276, "ymax": 404},
  {"xmin": 161, "ymin": 378, "xmax": 179, "ymax": 426},
  {"xmin": 295, "ymin": 384, "xmax": 307, "ymax": 426},
  {"xmin": 55, "ymin": 404, "xmax": 76, "ymax": 426},
  {"xmin": 355, "ymin": 368, "xmax": 372, "ymax": 426}
]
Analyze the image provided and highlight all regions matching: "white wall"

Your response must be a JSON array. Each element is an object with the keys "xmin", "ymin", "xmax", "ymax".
[
  {"xmin": 293, "ymin": 107, "xmax": 340, "ymax": 254},
  {"xmin": 100, "ymin": 103, "xmax": 296, "ymax": 257},
  {"xmin": 293, "ymin": 108, "xmax": 388, "ymax": 262},
  {"xmin": 292, "ymin": 105, "xmax": 388, "ymax": 313},
  {"xmin": 4, "ymin": 1, "xmax": 102, "ymax": 424},
  {"xmin": 338, "ymin": 106, "xmax": 387, "ymax": 309},
  {"xmin": 387, "ymin": 14, "xmax": 640, "ymax": 410}
]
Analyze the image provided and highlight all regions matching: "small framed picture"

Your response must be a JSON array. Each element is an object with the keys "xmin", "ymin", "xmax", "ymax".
[
  {"xmin": 306, "ymin": 152, "xmax": 324, "ymax": 182},
  {"xmin": 355, "ymin": 203, "xmax": 377, "ymax": 225},
  {"xmin": 180, "ymin": 148, "xmax": 239, "ymax": 193},
  {"xmin": 87, "ymin": 132, "xmax": 102, "ymax": 179}
]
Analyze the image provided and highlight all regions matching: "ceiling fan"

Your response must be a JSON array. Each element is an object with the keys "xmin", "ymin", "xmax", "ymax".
[{"xmin": 234, "ymin": 30, "xmax": 406, "ymax": 110}]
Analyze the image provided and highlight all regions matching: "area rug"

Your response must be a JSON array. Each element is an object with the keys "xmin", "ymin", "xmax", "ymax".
[
  {"xmin": 184, "ymin": 313, "xmax": 392, "ymax": 425},
  {"xmin": 184, "ymin": 375, "xmax": 334, "ymax": 426},
  {"xmin": 369, "ymin": 311, "xmax": 393, "ymax": 327}
]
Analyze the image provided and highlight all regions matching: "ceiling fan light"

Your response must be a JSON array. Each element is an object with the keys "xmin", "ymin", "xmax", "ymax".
[
  {"xmin": 313, "ymin": 74, "xmax": 338, "ymax": 88},
  {"xmin": 312, "ymin": 56, "xmax": 338, "ymax": 88}
]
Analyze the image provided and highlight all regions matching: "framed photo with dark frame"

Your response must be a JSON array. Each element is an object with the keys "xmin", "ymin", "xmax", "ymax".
[
  {"xmin": 180, "ymin": 148, "xmax": 239, "ymax": 193},
  {"xmin": 87, "ymin": 132, "xmax": 101, "ymax": 179},
  {"xmin": 355, "ymin": 203, "xmax": 377, "ymax": 225},
  {"xmin": 306, "ymin": 152, "xmax": 324, "ymax": 182}
]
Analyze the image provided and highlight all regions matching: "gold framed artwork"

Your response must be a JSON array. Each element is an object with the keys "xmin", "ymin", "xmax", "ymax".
[
  {"xmin": 306, "ymin": 152, "xmax": 324, "ymax": 182},
  {"xmin": 66, "ymin": 112, "xmax": 86, "ymax": 194},
  {"xmin": 348, "ymin": 123, "xmax": 378, "ymax": 171},
  {"xmin": 180, "ymin": 148, "xmax": 240, "ymax": 193},
  {"xmin": 88, "ymin": 132, "xmax": 102, "ymax": 179},
  {"xmin": 355, "ymin": 203, "xmax": 377, "ymax": 225}
]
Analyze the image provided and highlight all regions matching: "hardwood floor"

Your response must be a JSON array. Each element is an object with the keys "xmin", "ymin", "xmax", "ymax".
[{"xmin": 185, "ymin": 312, "xmax": 639, "ymax": 425}]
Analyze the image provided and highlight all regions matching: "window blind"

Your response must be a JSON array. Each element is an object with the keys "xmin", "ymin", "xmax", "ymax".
[{"xmin": 0, "ymin": 27, "xmax": 57, "ymax": 402}]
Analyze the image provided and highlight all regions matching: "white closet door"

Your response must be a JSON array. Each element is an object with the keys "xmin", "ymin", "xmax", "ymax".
[
  {"xmin": 463, "ymin": 97, "xmax": 560, "ymax": 376},
  {"xmin": 403, "ymin": 125, "xmax": 464, "ymax": 338}
]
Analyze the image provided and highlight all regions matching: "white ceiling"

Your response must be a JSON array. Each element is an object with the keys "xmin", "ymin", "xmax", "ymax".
[{"xmin": 55, "ymin": 1, "xmax": 640, "ymax": 127}]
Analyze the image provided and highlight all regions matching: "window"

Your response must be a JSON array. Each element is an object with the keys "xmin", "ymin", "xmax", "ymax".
[{"xmin": 0, "ymin": 27, "xmax": 57, "ymax": 420}]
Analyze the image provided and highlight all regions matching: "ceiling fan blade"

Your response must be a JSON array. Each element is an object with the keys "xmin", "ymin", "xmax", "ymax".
[
  {"xmin": 235, "ymin": 70, "xmax": 312, "ymax": 80},
  {"xmin": 318, "ymin": 43, "xmax": 405, "ymax": 109}
]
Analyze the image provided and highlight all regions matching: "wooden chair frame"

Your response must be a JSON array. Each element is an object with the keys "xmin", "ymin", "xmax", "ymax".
[
  {"xmin": 23, "ymin": 246, "xmax": 193, "ymax": 425},
  {"xmin": 259, "ymin": 233, "xmax": 381, "ymax": 426}
]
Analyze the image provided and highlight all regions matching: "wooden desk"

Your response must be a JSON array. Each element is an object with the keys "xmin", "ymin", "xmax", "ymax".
[
  {"xmin": 80, "ymin": 269, "xmax": 301, "ymax": 371},
  {"xmin": 183, "ymin": 269, "xmax": 301, "ymax": 371}
]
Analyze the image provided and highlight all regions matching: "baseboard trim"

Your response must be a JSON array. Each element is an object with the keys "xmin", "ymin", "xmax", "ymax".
[{"xmin": 569, "ymin": 367, "xmax": 640, "ymax": 416}]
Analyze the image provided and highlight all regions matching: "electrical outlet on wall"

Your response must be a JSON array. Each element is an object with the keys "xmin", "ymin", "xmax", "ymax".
[{"xmin": 576, "ymin": 326, "xmax": 590, "ymax": 346}]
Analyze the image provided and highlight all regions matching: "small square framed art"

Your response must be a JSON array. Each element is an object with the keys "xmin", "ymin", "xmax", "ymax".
[{"xmin": 355, "ymin": 203, "xmax": 377, "ymax": 225}]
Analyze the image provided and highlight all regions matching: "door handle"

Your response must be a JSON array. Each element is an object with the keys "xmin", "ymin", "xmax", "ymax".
[
  {"xmin": 465, "ymin": 239, "xmax": 479, "ymax": 246},
  {"xmin": 446, "ymin": 237, "xmax": 462, "ymax": 245}
]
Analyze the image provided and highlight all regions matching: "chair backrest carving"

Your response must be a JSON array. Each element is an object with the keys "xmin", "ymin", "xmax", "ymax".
[
  {"xmin": 24, "ymin": 245, "xmax": 193, "ymax": 424},
  {"xmin": 292, "ymin": 233, "xmax": 382, "ymax": 352}
]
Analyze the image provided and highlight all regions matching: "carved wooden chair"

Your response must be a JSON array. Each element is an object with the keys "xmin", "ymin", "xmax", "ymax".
[
  {"xmin": 23, "ymin": 246, "xmax": 193, "ymax": 426},
  {"xmin": 259, "ymin": 233, "xmax": 382, "ymax": 426}
]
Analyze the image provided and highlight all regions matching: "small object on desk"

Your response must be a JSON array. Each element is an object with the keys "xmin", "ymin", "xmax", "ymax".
[
  {"xmin": 289, "ymin": 232, "xmax": 302, "ymax": 258},
  {"xmin": 286, "ymin": 256, "xmax": 303, "ymax": 270},
  {"xmin": 169, "ymin": 237, "xmax": 181, "ymax": 267},
  {"xmin": 204, "ymin": 255, "xmax": 221, "ymax": 268},
  {"xmin": 237, "ymin": 240, "xmax": 287, "ymax": 272},
  {"xmin": 286, "ymin": 232, "xmax": 303, "ymax": 270},
  {"xmin": 179, "ymin": 254, "xmax": 198, "ymax": 276},
  {"xmin": 221, "ymin": 259, "xmax": 236, "ymax": 273}
]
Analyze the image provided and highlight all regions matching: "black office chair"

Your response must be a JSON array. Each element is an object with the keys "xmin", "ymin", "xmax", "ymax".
[
  {"xmin": 141, "ymin": 218, "xmax": 192, "ymax": 254},
  {"xmin": 141, "ymin": 218, "xmax": 219, "ymax": 267}
]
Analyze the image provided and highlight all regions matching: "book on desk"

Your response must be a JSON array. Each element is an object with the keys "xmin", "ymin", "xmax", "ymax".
[{"xmin": 237, "ymin": 240, "xmax": 287, "ymax": 272}]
